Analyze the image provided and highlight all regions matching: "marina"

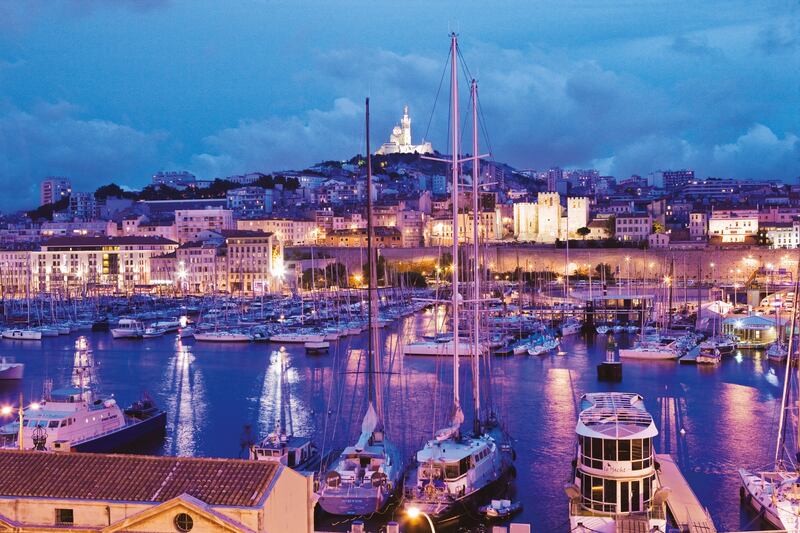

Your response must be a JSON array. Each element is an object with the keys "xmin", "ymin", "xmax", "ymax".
[{"xmin": 0, "ymin": 316, "xmax": 789, "ymax": 531}]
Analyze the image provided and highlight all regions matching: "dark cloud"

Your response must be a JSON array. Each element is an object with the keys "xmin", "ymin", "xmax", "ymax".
[
  {"xmin": 0, "ymin": 101, "xmax": 168, "ymax": 210},
  {"xmin": 185, "ymin": 41, "xmax": 798, "ymax": 185}
]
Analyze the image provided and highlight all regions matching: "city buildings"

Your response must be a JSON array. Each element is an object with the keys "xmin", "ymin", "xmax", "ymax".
[
  {"xmin": 30, "ymin": 235, "xmax": 179, "ymax": 294},
  {"xmin": 40, "ymin": 178, "xmax": 72, "ymax": 206},
  {"xmin": 615, "ymin": 214, "xmax": 653, "ymax": 242},
  {"xmin": 663, "ymin": 169, "xmax": 694, "ymax": 192},
  {"xmin": 226, "ymin": 186, "xmax": 273, "ymax": 217},
  {"xmin": 708, "ymin": 210, "xmax": 759, "ymax": 243},
  {"xmin": 513, "ymin": 193, "xmax": 589, "ymax": 243},
  {"xmin": 175, "ymin": 208, "xmax": 234, "ymax": 243},
  {"xmin": 237, "ymin": 218, "xmax": 318, "ymax": 246},
  {"xmin": 0, "ymin": 450, "xmax": 314, "ymax": 533}
]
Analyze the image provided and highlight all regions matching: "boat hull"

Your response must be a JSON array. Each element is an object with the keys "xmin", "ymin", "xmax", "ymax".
[
  {"xmin": 0, "ymin": 364, "xmax": 24, "ymax": 380},
  {"xmin": 71, "ymin": 411, "xmax": 167, "ymax": 453},
  {"xmin": 317, "ymin": 491, "xmax": 385, "ymax": 516}
]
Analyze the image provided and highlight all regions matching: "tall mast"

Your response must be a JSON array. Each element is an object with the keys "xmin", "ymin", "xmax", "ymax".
[
  {"xmin": 450, "ymin": 33, "xmax": 462, "ymax": 426},
  {"xmin": 365, "ymin": 97, "xmax": 383, "ymax": 424},
  {"xmin": 775, "ymin": 254, "xmax": 800, "ymax": 466},
  {"xmin": 470, "ymin": 79, "xmax": 481, "ymax": 435}
]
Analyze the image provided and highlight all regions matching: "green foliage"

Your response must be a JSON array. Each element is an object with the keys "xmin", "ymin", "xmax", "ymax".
[
  {"xmin": 576, "ymin": 226, "xmax": 591, "ymax": 239},
  {"xmin": 26, "ymin": 196, "xmax": 70, "ymax": 221},
  {"xmin": 94, "ymin": 183, "xmax": 135, "ymax": 200}
]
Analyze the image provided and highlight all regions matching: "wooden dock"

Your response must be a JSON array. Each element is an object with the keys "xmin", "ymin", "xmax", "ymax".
[{"xmin": 656, "ymin": 453, "xmax": 717, "ymax": 533}]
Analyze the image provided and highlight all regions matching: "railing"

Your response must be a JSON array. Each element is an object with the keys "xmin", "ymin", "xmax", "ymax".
[{"xmin": 569, "ymin": 499, "xmax": 666, "ymax": 521}]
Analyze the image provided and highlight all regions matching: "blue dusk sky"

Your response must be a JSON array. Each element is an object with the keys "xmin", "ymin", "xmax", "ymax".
[{"xmin": 0, "ymin": 0, "xmax": 798, "ymax": 209}]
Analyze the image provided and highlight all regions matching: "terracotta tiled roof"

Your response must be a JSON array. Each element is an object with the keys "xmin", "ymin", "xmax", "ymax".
[{"xmin": 0, "ymin": 450, "xmax": 279, "ymax": 507}]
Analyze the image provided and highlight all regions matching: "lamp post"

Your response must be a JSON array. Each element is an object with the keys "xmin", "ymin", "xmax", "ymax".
[
  {"xmin": 1, "ymin": 393, "xmax": 41, "ymax": 450},
  {"xmin": 406, "ymin": 507, "xmax": 436, "ymax": 532}
]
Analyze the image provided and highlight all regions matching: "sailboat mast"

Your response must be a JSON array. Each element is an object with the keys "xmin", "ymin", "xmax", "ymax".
[
  {"xmin": 775, "ymin": 256, "xmax": 800, "ymax": 466},
  {"xmin": 470, "ymin": 79, "xmax": 481, "ymax": 434},
  {"xmin": 365, "ymin": 97, "xmax": 383, "ymax": 420},
  {"xmin": 450, "ymin": 33, "xmax": 462, "ymax": 420}
]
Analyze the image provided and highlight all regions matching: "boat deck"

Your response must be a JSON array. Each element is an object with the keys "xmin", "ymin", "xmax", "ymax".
[
  {"xmin": 656, "ymin": 454, "xmax": 716, "ymax": 533},
  {"xmin": 679, "ymin": 347, "xmax": 700, "ymax": 364}
]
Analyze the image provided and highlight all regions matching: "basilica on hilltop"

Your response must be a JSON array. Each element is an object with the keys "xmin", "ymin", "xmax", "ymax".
[{"xmin": 375, "ymin": 105, "xmax": 434, "ymax": 155}]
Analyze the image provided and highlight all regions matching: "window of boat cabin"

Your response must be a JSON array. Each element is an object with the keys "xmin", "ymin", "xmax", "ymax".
[{"xmin": 581, "ymin": 437, "xmax": 652, "ymax": 467}]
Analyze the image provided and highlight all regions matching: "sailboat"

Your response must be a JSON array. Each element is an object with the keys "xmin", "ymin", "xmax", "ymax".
[
  {"xmin": 316, "ymin": 97, "xmax": 403, "ymax": 516},
  {"xmin": 402, "ymin": 33, "xmax": 515, "ymax": 522},
  {"xmin": 739, "ymin": 258, "xmax": 800, "ymax": 529}
]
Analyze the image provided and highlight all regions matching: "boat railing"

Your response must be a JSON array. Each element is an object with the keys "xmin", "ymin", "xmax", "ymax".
[{"xmin": 569, "ymin": 499, "xmax": 666, "ymax": 521}]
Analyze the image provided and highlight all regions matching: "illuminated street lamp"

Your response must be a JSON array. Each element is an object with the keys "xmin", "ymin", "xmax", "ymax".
[
  {"xmin": 406, "ymin": 507, "xmax": 436, "ymax": 532},
  {"xmin": 1, "ymin": 394, "xmax": 41, "ymax": 450}
]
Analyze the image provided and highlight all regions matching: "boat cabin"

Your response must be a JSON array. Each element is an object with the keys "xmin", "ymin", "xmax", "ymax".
[
  {"xmin": 569, "ymin": 392, "xmax": 665, "ymax": 522},
  {"xmin": 250, "ymin": 434, "xmax": 315, "ymax": 468}
]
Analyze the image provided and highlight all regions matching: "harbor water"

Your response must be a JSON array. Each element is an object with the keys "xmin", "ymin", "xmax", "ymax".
[{"xmin": 0, "ymin": 310, "xmax": 784, "ymax": 532}]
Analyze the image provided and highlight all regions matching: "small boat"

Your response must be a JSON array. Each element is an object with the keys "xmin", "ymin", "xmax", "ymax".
[
  {"xmin": 178, "ymin": 326, "xmax": 195, "ymax": 339},
  {"xmin": 270, "ymin": 332, "xmax": 325, "ymax": 343},
  {"xmin": 696, "ymin": 347, "xmax": 722, "ymax": 365},
  {"xmin": 305, "ymin": 341, "xmax": 330, "ymax": 354},
  {"xmin": 110, "ymin": 318, "xmax": 144, "ymax": 339},
  {"xmin": 250, "ymin": 432, "xmax": 319, "ymax": 470},
  {"xmin": 37, "ymin": 326, "xmax": 60, "ymax": 337},
  {"xmin": 152, "ymin": 319, "xmax": 181, "ymax": 332},
  {"xmin": 0, "ymin": 358, "xmax": 24, "ymax": 380},
  {"xmin": 193, "ymin": 331, "xmax": 253, "ymax": 342},
  {"xmin": 479, "ymin": 499, "xmax": 523, "ymax": 520},
  {"xmin": 561, "ymin": 318, "xmax": 582, "ymax": 336},
  {"xmin": 1, "ymin": 329, "xmax": 42, "ymax": 341},
  {"xmin": 767, "ymin": 343, "xmax": 788, "ymax": 362},
  {"xmin": 143, "ymin": 327, "xmax": 166, "ymax": 339}
]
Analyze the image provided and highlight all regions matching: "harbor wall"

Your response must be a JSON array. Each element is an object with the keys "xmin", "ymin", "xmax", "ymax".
[{"xmin": 296, "ymin": 245, "xmax": 797, "ymax": 280}]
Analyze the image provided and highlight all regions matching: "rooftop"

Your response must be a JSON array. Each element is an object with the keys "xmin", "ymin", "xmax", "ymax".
[
  {"xmin": 577, "ymin": 392, "xmax": 657, "ymax": 439},
  {"xmin": 0, "ymin": 450, "xmax": 279, "ymax": 507},
  {"xmin": 41, "ymin": 235, "xmax": 178, "ymax": 247}
]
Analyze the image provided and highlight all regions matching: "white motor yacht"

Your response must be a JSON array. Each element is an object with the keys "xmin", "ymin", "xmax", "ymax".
[
  {"xmin": 565, "ymin": 392, "xmax": 669, "ymax": 533},
  {"xmin": 110, "ymin": 318, "xmax": 144, "ymax": 339},
  {"xmin": 1, "ymin": 329, "xmax": 42, "ymax": 341}
]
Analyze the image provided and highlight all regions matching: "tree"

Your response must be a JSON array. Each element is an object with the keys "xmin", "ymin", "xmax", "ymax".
[
  {"xmin": 605, "ymin": 215, "xmax": 616, "ymax": 238},
  {"xmin": 324, "ymin": 262, "xmax": 348, "ymax": 287},
  {"xmin": 576, "ymin": 226, "xmax": 591, "ymax": 240},
  {"xmin": 27, "ymin": 196, "xmax": 70, "ymax": 221},
  {"xmin": 595, "ymin": 263, "xmax": 615, "ymax": 281},
  {"xmin": 94, "ymin": 183, "xmax": 133, "ymax": 200},
  {"xmin": 401, "ymin": 271, "xmax": 428, "ymax": 288},
  {"xmin": 652, "ymin": 221, "xmax": 666, "ymax": 234}
]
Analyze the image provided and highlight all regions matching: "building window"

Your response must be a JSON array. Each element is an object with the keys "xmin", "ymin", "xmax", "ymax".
[
  {"xmin": 174, "ymin": 513, "xmax": 194, "ymax": 532},
  {"xmin": 56, "ymin": 508, "xmax": 74, "ymax": 525}
]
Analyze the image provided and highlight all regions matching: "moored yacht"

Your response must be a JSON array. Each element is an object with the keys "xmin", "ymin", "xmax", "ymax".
[
  {"xmin": 619, "ymin": 338, "xmax": 678, "ymax": 360},
  {"xmin": 1, "ymin": 328, "xmax": 42, "ymax": 341},
  {"xmin": 402, "ymin": 34, "xmax": 515, "ymax": 523},
  {"xmin": 110, "ymin": 318, "xmax": 144, "ymax": 339},
  {"xmin": 566, "ymin": 392, "xmax": 669, "ymax": 533},
  {"xmin": 316, "ymin": 97, "xmax": 403, "ymax": 517},
  {"xmin": 250, "ymin": 431, "xmax": 318, "ymax": 470}
]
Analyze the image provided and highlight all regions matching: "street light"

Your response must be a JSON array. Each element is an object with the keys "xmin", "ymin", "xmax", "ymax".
[
  {"xmin": 406, "ymin": 506, "xmax": 436, "ymax": 532},
  {"xmin": 1, "ymin": 394, "xmax": 41, "ymax": 450}
]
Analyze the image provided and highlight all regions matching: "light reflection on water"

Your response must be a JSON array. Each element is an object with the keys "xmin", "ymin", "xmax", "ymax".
[
  {"xmin": 0, "ymin": 322, "xmax": 794, "ymax": 531},
  {"xmin": 162, "ymin": 338, "xmax": 205, "ymax": 456}
]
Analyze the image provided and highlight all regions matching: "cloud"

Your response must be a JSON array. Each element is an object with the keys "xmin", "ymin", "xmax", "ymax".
[
  {"xmin": 190, "ymin": 97, "xmax": 363, "ymax": 177},
  {"xmin": 669, "ymin": 35, "xmax": 721, "ymax": 56},
  {"xmin": 755, "ymin": 18, "xmax": 800, "ymax": 54},
  {"xmin": 0, "ymin": 101, "xmax": 168, "ymax": 210},
  {"xmin": 185, "ymin": 41, "xmax": 798, "ymax": 184}
]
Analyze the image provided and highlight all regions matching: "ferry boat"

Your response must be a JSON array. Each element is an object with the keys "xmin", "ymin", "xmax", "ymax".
[
  {"xmin": 565, "ymin": 392, "xmax": 669, "ymax": 533},
  {"xmin": 110, "ymin": 318, "xmax": 144, "ymax": 339},
  {"xmin": 0, "ymin": 388, "xmax": 166, "ymax": 452}
]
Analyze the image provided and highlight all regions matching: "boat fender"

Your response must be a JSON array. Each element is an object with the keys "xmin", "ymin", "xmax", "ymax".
[
  {"xmin": 509, "ymin": 465, "xmax": 517, "ymax": 479},
  {"xmin": 739, "ymin": 486, "xmax": 745, "ymax": 500},
  {"xmin": 746, "ymin": 493, "xmax": 752, "ymax": 505},
  {"xmin": 512, "ymin": 449, "xmax": 517, "ymax": 461}
]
